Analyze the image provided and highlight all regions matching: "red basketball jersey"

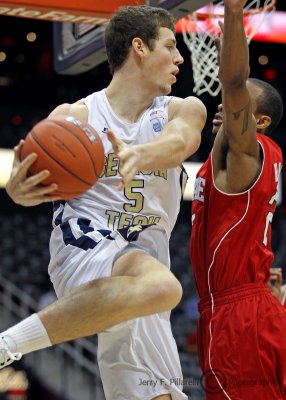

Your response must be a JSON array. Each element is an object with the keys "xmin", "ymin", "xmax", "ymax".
[{"xmin": 190, "ymin": 134, "xmax": 283, "ymax": 298}]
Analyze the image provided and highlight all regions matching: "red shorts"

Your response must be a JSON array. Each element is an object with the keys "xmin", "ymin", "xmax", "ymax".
[{"xmin": 197, "ymin": 282, "xmax": 286, "ymax": 399}]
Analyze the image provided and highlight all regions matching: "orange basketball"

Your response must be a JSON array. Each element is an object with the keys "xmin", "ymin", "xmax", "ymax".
[{"xmin": 20, "ymin": 115, "xmax": 105, "ymax": 199}]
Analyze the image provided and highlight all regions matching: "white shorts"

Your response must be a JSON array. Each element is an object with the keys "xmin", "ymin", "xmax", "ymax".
[{"xmin": 48, "ymin": 221, "xmax": 187, "ymax": 400}]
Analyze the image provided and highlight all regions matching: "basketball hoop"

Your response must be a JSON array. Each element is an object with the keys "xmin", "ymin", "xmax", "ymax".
[{"xmin": 180, "ymin": 0, "xmax": 276, "ymax": 97}]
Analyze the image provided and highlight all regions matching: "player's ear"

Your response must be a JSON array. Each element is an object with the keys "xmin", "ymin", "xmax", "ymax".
[
  {"xmin": 256, "ymin": 114, "xmax": 271, "ymax": 131},
  {"xmin": 132, "ymin": 38, "xmax": 145, "ymax": 57}
]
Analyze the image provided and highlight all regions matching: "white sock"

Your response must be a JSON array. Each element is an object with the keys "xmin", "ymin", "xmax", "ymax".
[{"xmin": 1, "ymin": 314, "xmax": 52, "ymax": 355}]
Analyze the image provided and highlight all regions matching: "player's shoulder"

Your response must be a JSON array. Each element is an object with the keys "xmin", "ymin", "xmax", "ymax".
[
  {"xmin": 48, "ymin": 99, "xmax": 88, "ymax": 121},
  {"xmin": 258, "ymin": 133, "xmax": 282, "ymax": 152},
  {"xmin": 169, "ymin": 95, "xmax": 206, "ymax": 119}
]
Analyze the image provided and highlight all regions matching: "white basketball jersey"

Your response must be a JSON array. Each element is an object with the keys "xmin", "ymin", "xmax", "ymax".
[{"xmin": 52, "ymin": 89, "xmax": 187, "ymax": 238}]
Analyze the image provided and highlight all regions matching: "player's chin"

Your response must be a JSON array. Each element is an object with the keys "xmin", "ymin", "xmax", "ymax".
[
  {"xmin": 159, "ymin": 83, "xmax": 172, "ymax": 95},
  {"xmin": 212, "ymin": 126, "xmax": 219, "ymax": 136}
]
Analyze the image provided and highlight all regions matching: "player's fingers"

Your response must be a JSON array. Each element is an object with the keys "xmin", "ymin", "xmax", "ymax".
[
  {"xmin": 42, "ymin": 195, "xmax": 62, "ymax": 203},
  {"xmin": 35, "ymin": 190, "xmax": 61, "ymax": 203},
  {"xmin": 13, "ymin": 153, "xmax": 38, "ymax": 181},
  {"xmin": 20, "ymin": 193, "xmax": 61, "ymax": 206},
  {"xmin": 270, "ymin": 272, "xmax": 279, "ymax": 282},
  {"xmin": 23, "ymin": 169, "xmax": 52, "ymax": 187},
  {"xmin": 19, "ymin": 184, "xmax": 60, "ymax": 205},
  {"xmin": 13, "ymin": 140, "xmax": 25, "ymax": 164},
  {"xmin": 270, "ymin": 267, "xmax": 281, "ymax": 273},
  {"xmin": 120, "ymin": 165, "xmax": 137, "ymax": 186},
  {"xmin": 118, "ymin": 164, "xmax": 134, "ymax": 191},
  {"xmin": 275, "ymin": 270, "xmax": 283, "ymax": 287},
  {"xmin": 32, "ymin": 183, "xmax": 58, "ymax": 195},
  {"xmin": 118, "ymin": 180, "xmax": 124, "ymax": 191},
  {"xmin": 107, "ymin": 130, "xmax": 123, "ymax": 154}
]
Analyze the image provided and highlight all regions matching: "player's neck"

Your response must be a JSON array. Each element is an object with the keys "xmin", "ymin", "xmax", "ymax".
[{"xmin": 105, "ymin": 71, "xmax": 156, "ymax": 124}]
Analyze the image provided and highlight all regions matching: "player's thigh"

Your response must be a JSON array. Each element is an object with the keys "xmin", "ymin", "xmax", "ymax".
[
  {"xmin": 49, "ymin": 237, "xmax": 117, "ymax": 297},
  {"xmin": 112, "ymin": 224, "xmax": 171, "ymax": 278},
  {"xmin": 112, "ymin": 249, "xmax": 169, "ymax": 277}
]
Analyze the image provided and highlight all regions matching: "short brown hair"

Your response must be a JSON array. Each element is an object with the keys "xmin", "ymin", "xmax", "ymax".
[
  {"xmin": 105, "ymin": 5, "xmax": 175, "ymax": 74},
  {"xmin": 249, "ymin": 78, "xmax": 283, "ymax": 134}
]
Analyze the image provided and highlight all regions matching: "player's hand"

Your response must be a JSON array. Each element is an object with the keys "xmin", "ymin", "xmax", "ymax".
[
  {"xmin": 268, "ymin": 267, "xmax": 284, "ymax": 302},
  {"xmin": 107, "ymin": 131, "xmax": 141, "ymax": 190},
  {"xmin": 5, "ymin": 140, "xmax": 61, "ymax": 206}
]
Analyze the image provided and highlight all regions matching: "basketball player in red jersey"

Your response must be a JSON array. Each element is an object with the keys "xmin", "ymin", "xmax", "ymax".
[
  {"xmin": 1, "ymin": 5, "xmax": 206, "ymax": 400},
  {"xmin": 190, "ymin": 0, "xmax": 286, "ymax": 398}
]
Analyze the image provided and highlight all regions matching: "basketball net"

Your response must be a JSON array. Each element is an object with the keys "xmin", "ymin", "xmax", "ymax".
[{"xmin": 181, "ymin": 0, "xmax": 276, "ymax": 97}]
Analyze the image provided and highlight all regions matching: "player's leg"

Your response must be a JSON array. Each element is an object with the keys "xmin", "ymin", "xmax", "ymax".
[
  {"xmin": 97, "ymin": 228, "xmax": 187, "ymax": 400},
  {"xmin": 98, "ymin": 313, "xmax": 186, "ymax": 399},
  {"xmin": 0, "ymin": 231, "xmax": 181, "ymax": 367},
  {"xmin": 40, "ymin": 250, "xmax": 182, "ymax": 344}
]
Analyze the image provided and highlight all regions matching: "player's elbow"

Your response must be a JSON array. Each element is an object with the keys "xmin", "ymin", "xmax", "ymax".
[
  {"xmin": 182, "ymin": 131, "xmax": 201, "ymax": 162},
  {"xmin": 190, "ymin": 132, "xmax": 201, "ymax": 155}
]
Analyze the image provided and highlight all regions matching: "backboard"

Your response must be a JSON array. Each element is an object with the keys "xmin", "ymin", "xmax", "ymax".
[{"xmin": 53, "ymin": 0, "xmax": 211, "ymax": 75}]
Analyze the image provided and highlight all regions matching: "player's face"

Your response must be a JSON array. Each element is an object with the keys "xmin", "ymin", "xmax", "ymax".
[
  {"xmin": 212, "ymin": 103, "xmax": 223, "ymax": 135},
  {"xmin": 143, "ymin": 27, "xmax": 184, "ymax": 95}
]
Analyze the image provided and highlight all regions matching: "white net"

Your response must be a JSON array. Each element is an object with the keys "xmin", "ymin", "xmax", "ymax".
[{"xmin": 181, "ymin": 0, "xmax": 276, "ymax": 97}]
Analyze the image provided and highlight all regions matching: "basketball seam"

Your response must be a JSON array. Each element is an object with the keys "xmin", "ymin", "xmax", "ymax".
[
  {"xmin": 30, "ymin": 129, "xmax": 94, "ymax": 186},
  {"xmin": 51, "ymin": 119, "xmax": 103, "ymax": 178}
]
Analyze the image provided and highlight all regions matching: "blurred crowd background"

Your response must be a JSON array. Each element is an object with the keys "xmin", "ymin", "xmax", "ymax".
[{"xmin": 0, "ymin": 3, "xmax": 286, "ymax": 399}]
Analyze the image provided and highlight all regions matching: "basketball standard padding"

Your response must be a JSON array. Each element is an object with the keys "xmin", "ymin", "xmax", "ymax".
[{"xmin": 20, "ymin": 115, "xmax": 105, "ymax": 199}]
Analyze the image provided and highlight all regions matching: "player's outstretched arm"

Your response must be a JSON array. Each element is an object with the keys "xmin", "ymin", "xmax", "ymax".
[
  {"xmin": 212, "ymin": 0, "xmax": 261, "ymax": 193},
  {"xmin": 108, "ymin": 96, "xmax": 206, "ymax": 189}
]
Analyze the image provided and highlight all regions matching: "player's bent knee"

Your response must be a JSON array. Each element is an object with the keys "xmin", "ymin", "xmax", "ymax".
[
  {"xmin": 112, "ymin": 250, "xmax": 183, "ymax": 311},
  {"xmin": 146, "ymin": 271, "xmax": 182, "ymax": 311},
  {"xmin": 156, "ymin": 273, "xmax": 183, "ymax": 309}
]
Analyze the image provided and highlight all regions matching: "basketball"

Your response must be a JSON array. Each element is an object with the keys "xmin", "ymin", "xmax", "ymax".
[{"xmin": 19, "ymin": 115, "xmax": 105, "ymax": 199}]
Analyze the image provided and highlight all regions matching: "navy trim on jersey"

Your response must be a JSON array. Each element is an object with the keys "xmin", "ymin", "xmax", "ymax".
[
  {"xmin": 60, "ymin": 218, "xmax": 112, "ymax": 250},
  {"xmin": 53, "ymin": 200, "xmax": 65, "ymax": 226},
  {"xmin": 60, "ymin": 219, "xmax": 154, "ymax": 251},
  {"xmin": 117, "ymin": 224, "xmax": 154, "ymax": 241},
  {"xmin": 77, "ymin": 218, "xmax": 94, "ymax": 234},
  {"xmin": 98, "ymin": 229, "xmax": 115, "ymax": 239}
]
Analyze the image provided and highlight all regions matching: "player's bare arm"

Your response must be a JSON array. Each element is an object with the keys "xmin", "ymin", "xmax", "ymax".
[
  {"xmin": 5, "ymin": 100, "xmax": 88, "ymax": 206},
  {"xmin": 108, "ymin": 96, "xmax": 206, "ymax": 189},
  {"xmin": 48, "ymin": 100, "xmax": 88, "ymax": 121},
  {"xmin": 212, "ymin": 0, "xmax": 261, "ymax": 194}
]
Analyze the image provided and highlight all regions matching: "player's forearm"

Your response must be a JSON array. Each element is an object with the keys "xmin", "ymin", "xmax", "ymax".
[
  {"xmin": 219, "ymin": 5, "xmax": 249, "ymax": 87},
  {"xmin": 136, "ymin": 130, "xmax": 200, "ymax": 170}
]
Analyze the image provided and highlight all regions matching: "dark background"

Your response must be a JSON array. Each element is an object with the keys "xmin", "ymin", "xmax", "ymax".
[
  {"xmin": 0, "ymin": 2, "xmax": 285, "ymax": 255},
  {"xmin": 0, "ymin": 3, "xmax": 285, "ymax": 161},
  {"xmin": 0, "ymin": 2, "xmax": 286, "ymax": 214},
  {"xmin": 0, "ymin": 3, "xmax": 285, "ymax": 398}
]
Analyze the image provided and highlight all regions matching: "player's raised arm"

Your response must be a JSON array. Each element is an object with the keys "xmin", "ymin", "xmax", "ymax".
[
  {"xmin": 212, "ymin": 0, "xmax": 261, "ymax": 193},
  {"xmin": 108, "ymin": 96, "xmax": 206, "ymax": 189}
]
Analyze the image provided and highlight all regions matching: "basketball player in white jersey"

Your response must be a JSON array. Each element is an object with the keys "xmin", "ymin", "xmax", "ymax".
[{"xmin": 2, "ymin": 6, "xmax": 206, "ymax": 399}]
